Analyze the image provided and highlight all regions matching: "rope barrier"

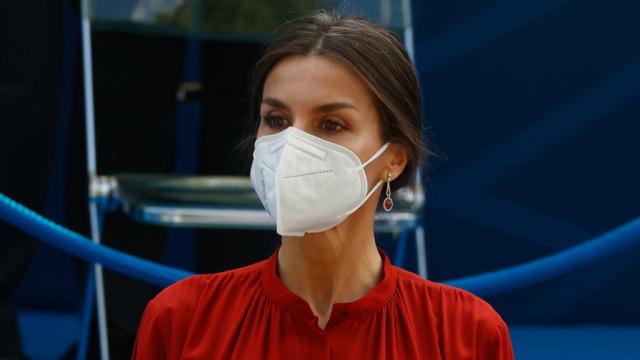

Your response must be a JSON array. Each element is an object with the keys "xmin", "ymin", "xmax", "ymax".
[
  {"xmin": 1, "ymin": 192, "xmax": 639, "ymax": 296},
  {"xmin": 0, "ymin": 193, "xmax": 193, "ymax": 288},
  {"xmin": 444, "ymin": 216, "xmax": 640, "ymax": 296}
]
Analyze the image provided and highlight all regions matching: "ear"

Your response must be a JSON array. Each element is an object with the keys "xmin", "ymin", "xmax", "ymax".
[{"xmin": 381, "ymin": 143, "xmax": 408, "ymax": 182}]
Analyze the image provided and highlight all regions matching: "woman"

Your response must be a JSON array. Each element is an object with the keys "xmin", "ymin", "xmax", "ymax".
[{"xmin": 132, "ymin": 10, "xmax": 513, "ymax": 359}]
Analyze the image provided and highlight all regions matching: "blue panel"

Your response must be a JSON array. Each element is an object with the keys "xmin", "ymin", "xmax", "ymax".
[
  {"xmin": 414, "ymin": 0, "xmax": 640, "ymax": 323},
  {"xmin": 18, "ymin": 310, "xmax": 79, "ymax": 360},
  {"xmin": 510, "ymin": 326, "xmax": 640, "ymax": 359}
]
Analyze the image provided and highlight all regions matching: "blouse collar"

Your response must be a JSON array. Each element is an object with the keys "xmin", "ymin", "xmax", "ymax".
[{"xmin": 261, "ymin": 247, "xmax": 398, "ymax": 317}]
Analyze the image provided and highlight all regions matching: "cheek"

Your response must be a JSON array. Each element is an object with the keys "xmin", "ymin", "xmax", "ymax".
[
  {"xmin": 363, "ymin": 157, "xmax": 385, "ymax": 189},
  {"xmin": 255, "ymin": 122, "xmax": 272, "ymax": 138},
  {"xmin": 350, "ymin": 123, "xmax": 386, "ymax": 185}
]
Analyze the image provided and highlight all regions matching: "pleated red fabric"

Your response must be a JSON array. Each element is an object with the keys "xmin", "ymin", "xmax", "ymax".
[{"xmin": 132, "ymin": 249, "xmax": 513, "ymax": 359}]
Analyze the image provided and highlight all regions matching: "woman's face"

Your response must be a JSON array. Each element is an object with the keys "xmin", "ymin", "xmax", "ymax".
[{"xmin": 257, "ymin": 54, "xmax": 388, "ymax": 186}]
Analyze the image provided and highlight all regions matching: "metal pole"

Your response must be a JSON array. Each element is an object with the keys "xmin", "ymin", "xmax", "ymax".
[
  {"xmin": 415, "ymin": 225, "xmax": 428, "ymax": 278},
  {"xmin": 81, "ymin": 0, "xmax": 110, "ymax": 359},
  {"xmin": 402, "ymin": 0, "xmax": 415, "ymax": 63}
]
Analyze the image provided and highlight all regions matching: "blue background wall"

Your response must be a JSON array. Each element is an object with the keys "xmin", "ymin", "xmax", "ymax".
[{"xmin": 413, "ymin": 0, "xmax": 640, "ymax": 323}]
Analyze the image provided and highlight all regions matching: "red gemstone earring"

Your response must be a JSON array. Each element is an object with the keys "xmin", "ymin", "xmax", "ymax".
[{"xmin": 383, "ymin": 173, "xmax": 393, "ymax": 212}]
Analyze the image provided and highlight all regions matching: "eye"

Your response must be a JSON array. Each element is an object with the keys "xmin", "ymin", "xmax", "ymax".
[
  {"xmin": 320, "ymin": 118, "xmax": 346, "ymax": 132},
  {"xmin": 263, "ymin": 113, "xmax": 290, "ymax": 130}
]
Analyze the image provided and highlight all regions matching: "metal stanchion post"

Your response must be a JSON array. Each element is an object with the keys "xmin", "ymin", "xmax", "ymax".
[{"xmin": 81, "ymin": 0, "xmax": 110, "ymax": 358}]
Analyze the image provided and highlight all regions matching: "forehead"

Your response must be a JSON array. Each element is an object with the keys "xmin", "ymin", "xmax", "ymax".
[{"xmin": 262, "ymin": 55, "xmax": 374, "ymax": 109}]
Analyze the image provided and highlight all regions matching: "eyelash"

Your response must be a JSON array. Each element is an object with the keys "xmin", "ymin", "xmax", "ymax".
[{"xmin": 262, "ymin": 114, "xmax": 347, "ymax": 133}]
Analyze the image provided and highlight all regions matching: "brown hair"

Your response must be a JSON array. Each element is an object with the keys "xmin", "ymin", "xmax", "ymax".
[{"xmin": 245, "ymin": 9, "xmax": 430, "ymax": 189}]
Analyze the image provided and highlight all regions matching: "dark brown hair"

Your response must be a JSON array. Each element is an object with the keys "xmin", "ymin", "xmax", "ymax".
[{"xmin": 245, "ymin": 9, "xmax": 429, "ymax": 189}]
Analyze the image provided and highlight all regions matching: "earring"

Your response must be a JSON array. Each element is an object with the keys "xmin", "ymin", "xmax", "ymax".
[{"xmin": 383, "ymin": 173, "xmax": 393, "ymax": 212}]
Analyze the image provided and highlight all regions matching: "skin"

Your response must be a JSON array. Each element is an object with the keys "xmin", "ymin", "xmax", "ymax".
[{"xmin": 257, "ymin": 54, "xmax": 408, "ymax": 329}]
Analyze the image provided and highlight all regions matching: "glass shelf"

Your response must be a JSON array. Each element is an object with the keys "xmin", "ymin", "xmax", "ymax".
[{"xmin": 92, "ymin": 173, "xmax": 422, "ymax": 233}]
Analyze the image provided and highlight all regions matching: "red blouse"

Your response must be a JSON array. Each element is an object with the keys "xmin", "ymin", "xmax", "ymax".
[{"xmin": 132, "ymin": 249, "xmax": 513, "ymax": 359}]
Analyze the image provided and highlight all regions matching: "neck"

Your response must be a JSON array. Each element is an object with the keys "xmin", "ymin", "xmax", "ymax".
[{"xmin": 277, "ymin": 202, "xmax": 383, "ymax": 328}]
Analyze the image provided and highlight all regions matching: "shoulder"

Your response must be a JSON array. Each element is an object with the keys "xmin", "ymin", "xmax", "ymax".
[
  {"xmin": 133, "ymin": 261, "xmax": 268, "ymax": 358},
  {"xmin": 393, "ymin": 266, "xmax": 508, "ymax": 343},
  {"xmin": 147, "ymin": 259, "xmax": 266, "ymax": 316},
  {"xmin": 395, "ymin": 266, "xmax": 502, "ymax": 317}
]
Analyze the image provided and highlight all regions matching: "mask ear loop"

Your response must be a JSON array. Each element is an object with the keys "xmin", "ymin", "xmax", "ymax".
[
  {"xmin": 346, "ymin": 179, "xmax": 385, "ymax": 216},
  {"xmin": 345, "ymin": 143, "xmax": 392, "ymax": 216},
  {"xmin": 355, "ymin": 142, "xmax": 391, "ymax": 172}
]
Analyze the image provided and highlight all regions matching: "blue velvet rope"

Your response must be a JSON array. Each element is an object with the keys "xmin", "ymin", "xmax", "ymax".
[
  {"xmin": 443, "ymin": 216, "xmax": 640, "ymax": 296},
  {"xmin": 1, "ymin": 192, "xmax": 639, "ymax": 296},
  {"xmin": 0, "ymin": 193, "xmax": 193, "ymax": 288}
]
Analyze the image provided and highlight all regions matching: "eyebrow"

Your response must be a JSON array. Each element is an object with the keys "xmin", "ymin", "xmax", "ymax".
[{"xmin": 261, "ymin": 97, "xmax": 359, "ymax": 113}]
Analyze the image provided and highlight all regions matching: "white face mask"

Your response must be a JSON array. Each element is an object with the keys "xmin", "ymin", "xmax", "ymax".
[{"xmin": 250, "ymin": 127, "xmax": 389, "ymax": 236}]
